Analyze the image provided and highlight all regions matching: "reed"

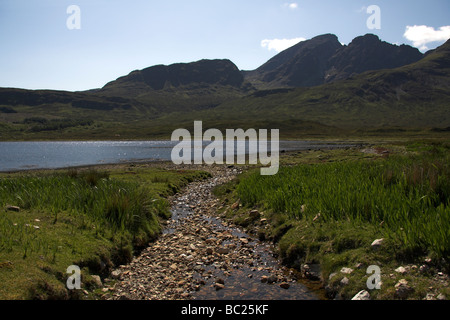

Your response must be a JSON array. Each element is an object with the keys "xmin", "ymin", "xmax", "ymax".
[{"xmin": 237, "ymin": 154, "xmax": 450, "ymax": 259}]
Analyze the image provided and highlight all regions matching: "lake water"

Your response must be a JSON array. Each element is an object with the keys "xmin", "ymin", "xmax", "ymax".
[{"xmin": 0, "ymin": 140, "xmax": 353, "ymax": 172}]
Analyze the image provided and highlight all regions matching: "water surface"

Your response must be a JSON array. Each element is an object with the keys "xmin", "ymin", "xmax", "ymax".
[{"xmin": 0, "ymin": 140, "xmax": 352, "ymax": 172}]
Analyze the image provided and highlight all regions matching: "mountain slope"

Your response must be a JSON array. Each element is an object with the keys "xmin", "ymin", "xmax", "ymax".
[
  {"xmin": 179, "ymin": 38, "xmax": 450, "ymax": 130},
  {"xmin": 244, "ymin": 33, "xmax": 424, "ymax": 90},
  {"xmin": 98, "ymin": 59, "xmax": 253, "ymax": 113},
  {"xmin": 325, "ymin": 34, "xmax": 424, "ymax": 82},
  {"xmin": 244, "ymin": 34, "xmax": 342, "ymax": 88}
]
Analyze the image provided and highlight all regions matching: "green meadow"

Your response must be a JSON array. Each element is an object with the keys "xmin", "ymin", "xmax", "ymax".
[{"xmin": 0, "ymin": 165, "xmax": 210, "ymax": 299}]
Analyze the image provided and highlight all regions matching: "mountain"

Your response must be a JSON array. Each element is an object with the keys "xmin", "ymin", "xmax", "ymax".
[
  {"xmin": 325, "ymin": 34, "xmax": 424, "ymax": 83},
  {"xmin": 103, "ymin": 59, "xmax": 247, "ymax": 93},
  {"xmin": 0, "ymin": 34, "xmax": 448, "ymax": 140},
  {"xmin": 193, "ymin": 38, "xmax": 450, "ymax": 130},
  {"xmin": 244, "ymin": 34, "xmax": 342, "ymax": 88},
  {"xmin": 244, "ymin": 33, "xmax": 424, "ymax": 89},
  {"xmin": 98, "ymin": 59, "xmax": 253, "ymax": 113}
]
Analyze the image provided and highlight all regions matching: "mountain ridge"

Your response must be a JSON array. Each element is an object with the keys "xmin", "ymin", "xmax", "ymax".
[
  {"xmin": 244, "ymin": 33, "xmax": 424, "ymax": 89},
  {"xmin": 0, "ymin": 34, "xmax": 449, "ymax": 140}
]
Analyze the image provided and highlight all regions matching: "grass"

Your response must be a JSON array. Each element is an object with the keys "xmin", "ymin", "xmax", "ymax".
[
  {"xmin": 215, "ymin": 140, "xmax": 450, "ymax": 300},
  {"xmin": 0, "ymin": 165, "xmax": 211, "ymax": 299}
]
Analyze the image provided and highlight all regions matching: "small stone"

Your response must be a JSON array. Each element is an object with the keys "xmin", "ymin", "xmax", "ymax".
[
  {"xmin": 352, "ymin": 290, "xmax": 370, "ymax": 300},
  {"xmin": 395, "ymin": 279, "xmax": 414, "ymax": 299},
  {"xmin": 340, "ymin": 267, "xmax": 354, "ymax": 274},
  {"xmin": 216, "ymin": 278, "xmax": 225, "ymax": 285},
  {"xmin": 340, "ymin": 277, "xmax": 349, "ymax": 286},
  {"xmin": 280, "ymin": 282, "xmax": 290, "ymax": 289},
  {"xmin": 216, "ymin": 247, "xmax": 230, "ymax": 255},
  {"xmin": 240, "ymin": 238, "xmax": 249, "ymax": 245},
  {"xmin": 111, "ymin": 270, "xmax": 122, "ymax": 279},
  {"xmin": 170, "ymin": 263, "xmax": 177, "ymax": 270},
  {"xmin": 371, "ymin": 238, "xmax": 384, "ymax": 249},
  {"xmin": 261, "ymin": 276, "xmax": 268, "ymax": 283},
  {"xmin": 214, "ymin": 283, "xmax": 225, "ymax": 291},
  {"xmin": 91, "ymin": 275, "xmax": 103, "ymax": 287},
  {"xmin": 206, "ymin": 248, "xmax": 213, "ymax": 255},
  {"xmin": 437, "ymin": 294, "xmax": 446, "ymax": 300},
  {"xmin": 267, "ymin": 275, "xmax": 278, "ymax": 284},
  {"xmin": 424, "ymin": 293, "xmax": 436, "ymax": 300},
  {"xmin": 395, "ymin": 266, "xmax": 407, "ymax": 275},
  {"xmin": 6, "ymin": 205, "xmax": 20, "ymax": 212},
  {"xmin": 328, "ymin": 273, "xmax": 337, "ymax": 280},
  {"xmin": 355, "ymin": 263, "xmax": 364, "ymax": 269}
]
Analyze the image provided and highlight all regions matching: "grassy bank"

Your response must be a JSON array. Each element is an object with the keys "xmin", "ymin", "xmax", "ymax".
[
  {"xmin": 0, "ymin": 165, "xmax": 210, "ymax": 299},
  {"xmin": 215, "ymin": 140, "xmax": 449, "ymax": 300}
]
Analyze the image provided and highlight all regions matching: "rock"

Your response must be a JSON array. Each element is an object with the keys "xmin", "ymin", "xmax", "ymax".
[
  {"xmin": 371, "ymin": 238, "xmax": 384, "ymax": 249},
  {"xmin": 216, "ymin": 247, "xmax": 230, "ymax": 255},
  {"xmin": 302, "ymin": 264, "xmax": 321, "ymax": 281},
  {"xmin": 340, "ymin": 277, "xmax": 349, "ymax": 286},
  {"xmin": 424, "ymin": 293, "xmax": 436, "ymax": 300},
  {"xmin": 340, "ymin": 267, "xmax": 354, "ymax": 274},
  {"xmin": 6, "ymin": 205, "xmax": 20, "ymax": 212},
  {"xmin": 91, "ymin": 275, "xmax": 103, "ymax": 287},
  {"xmin": 216, "ymin": 278, "xmax": 225, "ymax": 285},
  {"xmin": 231, "ymin": 201, "xmax": 239, "ymax": 210},
  {"xmin": 395, "ymin": 266, "xmax": 407, "ymax": 275},
  {"xmin": 170, "ymin": 263, "xmax": 178, "ymax": 270},
  {"xmin": 261, "ymin": 275, "xmax": 268, "ymax": 283},
  {"xmin": 214, "ymin": 283, "xmax": 225, "ymax": 291},
  {"xmin": 280, "ymin": 282, "xmax": 290, "ymax": 289},
  {"xmin": 437, "ymin": 293, "xmax": 446, "ymax": 300},
  {"xmin": 395, "ymin": 279, "xmax": 414, "ymax": 299},
  {"xmin": 267, "ymin": 275, "xmax": 278, "ymax": 284},
  {"xmin": 206, "ymin": 248, "xmax": 214, "ymax": 255},
  {"xmin": 351, "ymin": 290, "xmax": 371, "ymax": 300},
  {"xmin": 240, "ymin": 238, "xmax": 249, "ymax": 245},
  {"xmin": 419, "ymin": 264, "xmax": 429, "ymax": 274},
  {"xmin": 111, "ymin": 270, "xmax": 121, "ymax": 279}
]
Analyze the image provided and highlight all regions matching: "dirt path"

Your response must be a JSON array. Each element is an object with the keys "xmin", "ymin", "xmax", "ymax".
[{"xmin": 106, "ymin": 165, "xmax": 318, "ymax": 300}]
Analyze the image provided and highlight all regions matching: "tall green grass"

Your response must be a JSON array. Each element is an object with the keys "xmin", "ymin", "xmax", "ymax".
[
  {"xmin": 237, "ymin": 155, "xmax": 450, "ymax": 259},
  {"xmin": 0, "ymin": 170, "xmax": 167, "ymax": 252}
]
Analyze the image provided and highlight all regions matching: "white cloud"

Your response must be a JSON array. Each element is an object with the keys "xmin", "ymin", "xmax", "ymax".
[
  {"xmin": 404, "ymin": 25, "xmax": 450, "ymax": 51},
  {"xmin": 283, "ymin": 3, "xmax": 298, "ymax": 10},
  {"xmin": 261, "ymin": 38, "xmax": 306, "ymax": 53}
]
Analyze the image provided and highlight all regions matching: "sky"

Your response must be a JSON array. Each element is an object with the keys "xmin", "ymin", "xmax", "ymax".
[{"xmin": 0, "ymin": 0, "xmax": 449, "ymax": 91}]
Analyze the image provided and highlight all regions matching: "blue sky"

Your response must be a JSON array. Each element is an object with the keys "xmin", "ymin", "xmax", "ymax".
[{"xmin": 0, "ymin": 0, "xmax": 449, "ymax": 91}]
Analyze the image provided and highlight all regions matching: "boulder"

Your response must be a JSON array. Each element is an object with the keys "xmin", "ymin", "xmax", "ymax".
[{"xmin": 351, "ymin": 290, "xmax": 371, "ymax": 300}]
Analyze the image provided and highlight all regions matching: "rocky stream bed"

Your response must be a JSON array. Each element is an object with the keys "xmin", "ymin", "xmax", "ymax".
[{"xmin": 106, "ymin": 165, "xmax": 320, "ymax": 300}]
